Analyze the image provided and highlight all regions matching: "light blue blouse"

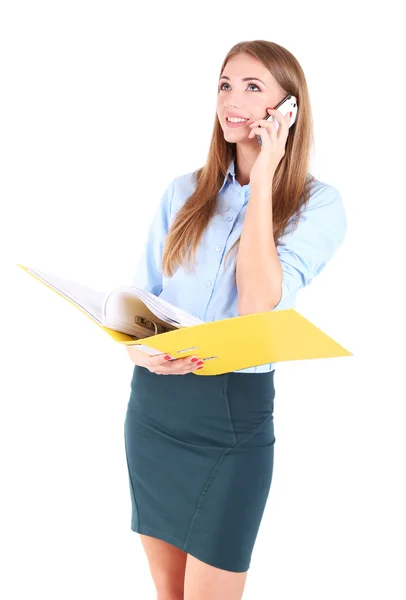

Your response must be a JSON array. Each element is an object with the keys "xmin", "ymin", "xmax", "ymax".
[{"xmin": 131, "ymin": 157, "xmax": 347, "ymax": 374}]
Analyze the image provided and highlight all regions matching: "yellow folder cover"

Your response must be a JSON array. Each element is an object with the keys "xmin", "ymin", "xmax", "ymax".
[{"xmin": 17, "ymin": 263, "xmax": 352, "ymax": 375}]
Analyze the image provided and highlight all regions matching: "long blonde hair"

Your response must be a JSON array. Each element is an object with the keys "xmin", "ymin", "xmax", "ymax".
[{"xmin": 162, "ymin": 39, "xmax": 316, "ymax": 278}]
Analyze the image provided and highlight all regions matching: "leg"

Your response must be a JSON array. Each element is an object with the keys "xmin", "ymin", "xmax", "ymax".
[
  {"xmin": 139, "ymin": 534, "xmax": 187, "ymax": 600},
  {"xmin": 184, "ymin": 553, "xmax": 248, "ymax": 600}
]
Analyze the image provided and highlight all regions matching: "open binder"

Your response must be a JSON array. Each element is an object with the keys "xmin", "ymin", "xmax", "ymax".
[{"xmin": 17, "ymin": 263, "xmax": 352, "ymax": 375}]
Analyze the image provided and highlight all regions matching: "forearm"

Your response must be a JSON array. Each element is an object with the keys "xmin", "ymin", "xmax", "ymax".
[{"xmin": 236, "ymin": 184, "xmax": 283, "ymax": 315}]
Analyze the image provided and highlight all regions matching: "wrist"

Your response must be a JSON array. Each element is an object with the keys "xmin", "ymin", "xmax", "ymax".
[{"xmin": 250, "ymin": 183, "xmax": 273, "ymax": 198}]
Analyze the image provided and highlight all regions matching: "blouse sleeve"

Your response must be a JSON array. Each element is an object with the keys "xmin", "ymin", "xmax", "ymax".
[
  {"xmin": 273, "ymin": 183, "xmax": 348, "ymax": 311},
  {"xmin": 130, "ymin": 178, "xmax": 175, "ymax": 296}
]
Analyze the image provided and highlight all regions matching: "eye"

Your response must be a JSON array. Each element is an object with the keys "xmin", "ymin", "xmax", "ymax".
[{"xmin": 218, "ymin": 82, "xmax": 260, "ymax": 92}]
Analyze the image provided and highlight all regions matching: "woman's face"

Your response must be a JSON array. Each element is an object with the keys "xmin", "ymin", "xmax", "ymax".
[{"xmin": 216, "ymin": 52, "xmax": 287, "ymax": 145}]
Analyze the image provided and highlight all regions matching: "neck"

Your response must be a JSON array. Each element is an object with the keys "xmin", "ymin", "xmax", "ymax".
[{"xmin": 235, "ymin": 143, "xmax": 260, "ymax": 186}]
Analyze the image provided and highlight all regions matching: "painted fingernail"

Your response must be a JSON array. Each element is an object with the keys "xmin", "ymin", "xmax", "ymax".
[
  {"xmin": 196, "ymin": 360, "xmax": 204, "ymax": 366},
  {"xmin": 197, "ymin": 366, "xmax": 204, "ymax": 370},
  {"xmin": 267, "ymin": 107, "xmax": 274, "ymax": 110},
  {"xmin": 164, "ymin": 355, "xmax": 171, "ymax": 360},
  {"xmin": 190, "ymin": 357, "xmax": 199, "ymax": 362},
  {"xmin": 290, "ymin": 111, "xmax": 292, "ymax": 117}
]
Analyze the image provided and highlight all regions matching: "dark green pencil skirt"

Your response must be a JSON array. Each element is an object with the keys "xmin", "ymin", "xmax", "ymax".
[{"xmin": 124, "ymin": 364, "xmax": 276, "ymax": 573}]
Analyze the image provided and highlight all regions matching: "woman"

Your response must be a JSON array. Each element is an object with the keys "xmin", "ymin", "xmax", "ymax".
[{"xmin": 124, "ymin": 40, "xmax": 347, "ymax": 600}]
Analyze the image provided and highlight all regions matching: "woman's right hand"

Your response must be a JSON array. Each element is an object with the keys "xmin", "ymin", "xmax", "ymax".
[{"xmin": 125, "ymin": 346, "xmax": 204, "ymax": 375}]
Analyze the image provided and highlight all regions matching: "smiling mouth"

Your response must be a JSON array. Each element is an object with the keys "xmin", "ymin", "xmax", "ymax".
[{"xmin": 225, "ymin": 119, "xmax": 250, "ymax": 128}]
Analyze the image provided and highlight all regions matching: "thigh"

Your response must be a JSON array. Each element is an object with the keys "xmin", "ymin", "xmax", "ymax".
[
  {"xmin": 140, "ymin": 534, "xmax": 187, "ymax": 595},
  {"xmin": 184, "ymin": 554, "xmax": 248, "ymax": 600}
]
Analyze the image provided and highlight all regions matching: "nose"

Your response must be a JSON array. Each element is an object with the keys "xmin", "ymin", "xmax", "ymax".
[
  {"xmin": 223, "ymin": 90, "xmax": 246, "ymax": 109},
  {"xmin": 224, "ymin": 103, "xmax": 244, "ymax": 112}
]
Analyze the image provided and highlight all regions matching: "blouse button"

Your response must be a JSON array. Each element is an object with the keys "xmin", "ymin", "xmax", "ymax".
[
  {"xmin": 205, "ymin": 280, "xmax": 211, "ymax": 287},
  {"xmin": 215, "ymin": 245, "xmax": 221, "ymax": 251},
  {"xmin": 227, "ymin": 215, "xmax": 233, "ymax": 221}
]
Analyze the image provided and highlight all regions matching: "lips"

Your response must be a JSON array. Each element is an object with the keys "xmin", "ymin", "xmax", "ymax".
[
  {"xmin": 225, "ymin": 118, "xmax": 250, "ymax": 128},
  {"xmin": 225, "ymin": 114, "xmax": 249, "ymax": 119}
]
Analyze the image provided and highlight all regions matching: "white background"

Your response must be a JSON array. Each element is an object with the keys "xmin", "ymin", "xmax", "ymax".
[{"xmin": 2, "ymin": 1, "xmax": 405, "ymax": 598}]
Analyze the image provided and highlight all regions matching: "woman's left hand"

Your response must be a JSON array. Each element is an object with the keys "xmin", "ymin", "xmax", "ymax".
[{"xmin": 248, "ymin": 108, "xmax": 291, "ymax": 190}]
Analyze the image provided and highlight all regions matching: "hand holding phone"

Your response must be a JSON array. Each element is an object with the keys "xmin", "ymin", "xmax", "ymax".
[{"xmin": 256, "ymin": 94, "xmax": 298, "ymax": 147}]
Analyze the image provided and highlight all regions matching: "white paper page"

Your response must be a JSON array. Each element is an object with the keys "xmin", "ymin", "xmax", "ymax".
[
  {"xmin": 26, "ymin": 267, "xmax": 205, "ymax": 341},
  {"xmin": 114, "ymin": 286, "xmax": 206, "ymax": 327},
  {"xmin": 28, "ymin": 267, "xmax": 108, "ymax": 324}
]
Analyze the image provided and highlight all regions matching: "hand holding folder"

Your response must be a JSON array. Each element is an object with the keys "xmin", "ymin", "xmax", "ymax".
[{"xmin": 17, "ymin": 263, "xmax": 352, "ymax": 376}]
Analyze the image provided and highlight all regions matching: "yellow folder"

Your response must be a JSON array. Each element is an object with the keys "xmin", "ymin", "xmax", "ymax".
[{"xmin": 17, "ymin": 263, "xmax": 352, "ymax": 375}]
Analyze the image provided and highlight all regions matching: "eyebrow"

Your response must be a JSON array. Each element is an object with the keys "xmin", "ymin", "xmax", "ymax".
[{"xmin": 219, "ymin": 75, "xmax": 266, "ymax": 86}]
